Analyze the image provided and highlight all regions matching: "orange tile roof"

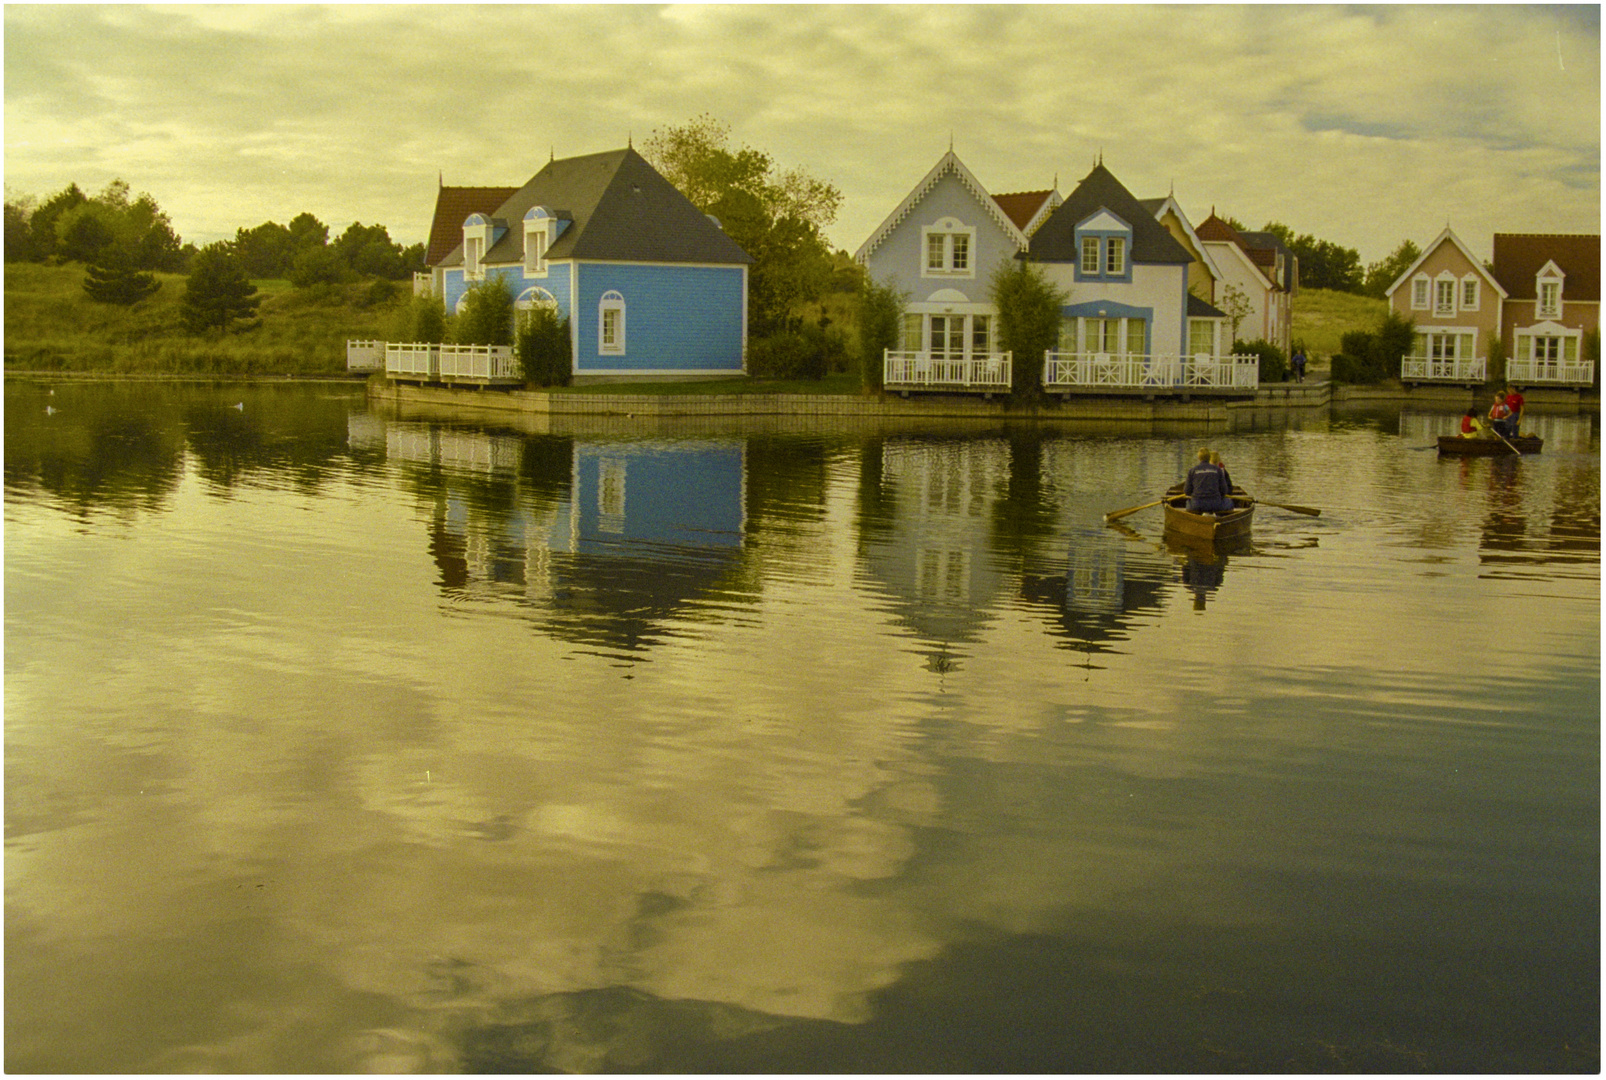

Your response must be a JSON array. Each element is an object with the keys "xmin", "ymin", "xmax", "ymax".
[{"xmin": 991, "ymin": 190, "xmax": 1054, "ymax": 232}]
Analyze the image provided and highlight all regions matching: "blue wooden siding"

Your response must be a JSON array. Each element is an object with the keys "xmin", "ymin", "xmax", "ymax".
[
  {"xmin": 442, "ymin": 263, "xmax": 574, "ymax": 320},
  {"xmin": 567, "ymin": 443, "xmax": 745, "ymax": 556},
  {"xmin": 575, "ymin": 263, "xmax": 746, "ymax": 372}
]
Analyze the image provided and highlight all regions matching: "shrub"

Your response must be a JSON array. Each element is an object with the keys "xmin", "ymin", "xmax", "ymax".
[
  {"xmin": 1234, "ymin": 338, "xmax": 1288, "ymax": 383},
  {"xmin": 1330, "ymin": 309, "xmax": 1416, "ymax": 384},
  {"xmin": 390, "ymin": 291, "xmax": 447, "ymax": 344},
  {"xmin": 747, "ymin": 323, "xmax": 845, "ymax": 380},
  {"xmin": 855, "ymin": 276, "xmax": 905, "ymax": 391},
  {"xmin": 517, "ymin": 305, "xmax": 571, "ymax": 387},
  {"xmin": 454, "ymin": 275, "xmax": 515, "ymax": 346}
]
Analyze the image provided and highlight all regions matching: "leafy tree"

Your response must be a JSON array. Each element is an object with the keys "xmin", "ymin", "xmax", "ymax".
[
  {"xmin": 643, "ymin": 114, "xmax": 842, "ymax": 336},
  {"xmin": 1331, "ymin": 308, "xmax": 1416, "ymax": 384},
  {"xmin": 1262, "ymin": 221, "xmax": 1363, "ymax": 293},
  {"xmin": 1219, "ymin": 283, "xmax": 1254, "ymax": 342},
  {"xmin": 516, "ymin": 304, "xmax": 571, "ymax": 386},
  {"xmin": 54, "ymin": 202, "xmax": 119, "ymax": 264},
  {"xmin": 4, "ymin": 197, "xmax": 40, "ymax": 262},
  {"xmin": 1363, "ymin": 238, "xmax": 1421, "ymax": 299},
  {"xmin": 180, "ymin": 242, "xmax": 261, "ymax": 333},
  {"xmin": 28, "ymin": 183, "xmax": 87, "ymax": 260},
  {"xmin": 454, "ymin": 274, "xmax": 516, "ymax": 346},
  {"xmin": 288, "ymin": 244, "xmax": 348, "ymax": 288},
  {"xmin": 855, "ymin": 275, "xmax": 906, "ymax": 391},
  {"xmin": 82, "ymin": 245, "xmax": 162, "ymax": 305},
  {"xmin": 287, "ymin": 212, "xmax": 329, "ymax": 252},
  {"xmin": 233, "ymin": 221, "xmax": 294, "ymax": 278},
  {"xmin": 990, "ymin": 258, "xmax": 1067, "ymax": 399},
  {"xmin": 391, "ymin": 290, "xmax": 448, "ymax": 344}
]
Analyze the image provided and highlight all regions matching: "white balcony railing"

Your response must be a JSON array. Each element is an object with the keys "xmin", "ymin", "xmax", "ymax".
[
  {"xmin": 439, "ymin": 344, "xmax": 520, "ymax": 382},
  {"xmin": 1507, "ymin": 358, "xmax": 1595, "ymax": 386},
  {"xmin": 1401, "ymin": 355, "xmax": 1488, "ymax": 383},
  {"xmin": 883, "ymin": 350, "xmax": 1013, "ymax": 393},
  {"xmin": 1041, "ymin": 352, "xmax": 1259, "ymax": 392},
  {"xmin": 346, "ymin": 339, "xmax": 386, "ymax": 371},
  {"xmin": 386, "ymin": 342, "xmax": 439, "ymax": 380}
]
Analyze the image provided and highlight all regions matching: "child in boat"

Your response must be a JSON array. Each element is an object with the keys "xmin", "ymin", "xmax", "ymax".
[
  {"xmin": 1185, "ymin": 448, "xmax": 1234, "ymax": 514},
  {"xmin": 1459, "ymin": 409, "xmax": 1490, "ymax": 438},
  {"xmin": 1489, "ymin": 394, "xmax": 1513, "ymax": 437}
]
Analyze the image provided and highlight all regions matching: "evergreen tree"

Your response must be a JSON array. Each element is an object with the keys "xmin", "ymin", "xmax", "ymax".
[
  {"xmin": 82, "ymin": 245, "xmax": 162, "ymax": 305},
  {"xmin": 180, "ymin": 243, "xmax": 261, "ymax": 333}
]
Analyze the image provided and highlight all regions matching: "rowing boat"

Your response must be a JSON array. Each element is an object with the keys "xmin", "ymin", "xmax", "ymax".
[
  {"xmin": 1162, "ymin": 487, "xmax": 1254, "ymax": 541},
  {"xmin": 1437, "ymin": 435, "xmax": 1543, "ymax": 456}
]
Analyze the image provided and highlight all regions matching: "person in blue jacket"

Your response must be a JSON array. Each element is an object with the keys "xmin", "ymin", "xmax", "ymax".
[{"xmin": 1184, "ymin": 448, "xmax": 1235, "ymax": 514}]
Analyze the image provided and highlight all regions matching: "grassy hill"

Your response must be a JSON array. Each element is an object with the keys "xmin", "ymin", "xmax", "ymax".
[
  {"xmin": 1291, "ymin": 287, "xmax": 1389, "ymax": 360},
  {"xmin": 4, "ymin": 261, "xmax": 405, "ymax": 375}
]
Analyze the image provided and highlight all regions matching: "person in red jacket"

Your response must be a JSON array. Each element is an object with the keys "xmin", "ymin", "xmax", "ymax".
[
  {"xmin": 1489, "ymin": 393, "xmax": 1513, "ymax": 438},
  {"xmin": 1503, "ymin": 385, "xmax": 1525, "ymax": 436}
]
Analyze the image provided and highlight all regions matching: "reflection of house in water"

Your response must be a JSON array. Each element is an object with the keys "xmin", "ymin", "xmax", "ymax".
[
  {"xmin": 858, "ymin": 438, "xmax": 1011, "ymax": 664},
  {"xmin": 383, "ymin": 422, "xmax": 747, "ymax": 655},
  {"xmin": 1019, "ymin": 527, "xmax": 1174, "ymax": 651}
]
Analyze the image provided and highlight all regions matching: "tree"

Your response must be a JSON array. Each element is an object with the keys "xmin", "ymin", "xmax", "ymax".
[
  {"xmin": 643, "ymin": 114, "xmax": 843, "ymax": 336},
  {"xmin": 333, "ymin": 221, "xmax": 412, "ymax": 280},
  {"xmin": 233, "ymin": 221, "xmax": 294, "ymax": 278},
  {"xmin": 990, "ymin": 258, "xmax": 1067, "ymax": 399},
  {"xmin": 4, "ymin": 197, "xmax": 39, "ymax": 262},
  {"xmin": 855, "ymin": 275, "xmax": 905, "ymax": 391},
  {"xmin": 1363, "ymin": 238, "xmax": 1421, "ymax": 299},
  {"xmin": 454, "ymin": 275, "xmax": 515, "ymax": 346},
  {"xmin": 180, "ymin": 242, "xmax": 261, "ymax": 333},
  {"xmin": 288, "ymin": 244, "xmax": 347, "ymax": 288},
  {"xmin": 1219, "ymin": 283, "xmax": 1254, "ymax": 341},
  {"xmin": 83, "ymin": 245, "xmax": 162, "ymax": 305},
  {"xmin": 28, "ymin": 183, "xmax": 87, "ymax": 260},
  {"xmin": 1262, "ymin": 221, "xmax": 1364, "ymax": 293}
]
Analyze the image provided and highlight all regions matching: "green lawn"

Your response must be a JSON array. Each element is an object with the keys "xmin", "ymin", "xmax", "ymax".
[{"xmin": 1292, "ymin": 287, "xmax": 1388, "ymax": 360}]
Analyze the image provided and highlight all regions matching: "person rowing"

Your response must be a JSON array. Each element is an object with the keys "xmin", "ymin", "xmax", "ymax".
[{"xmin": 1184, "ymin": 448, "xmax": 1234, "ymax": 514}]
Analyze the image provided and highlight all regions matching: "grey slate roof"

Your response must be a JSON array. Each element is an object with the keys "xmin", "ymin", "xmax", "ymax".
[
  {"xmin": 1187, "ymin": 292, "xmax": 1227, "ymax": 318},
  {"xmin": 440, "ymin": 147, "xmax": 751, "ymax": 268},
  {"xmin": 1028, "ymin": 164, "xmax": 1192, "ymax": 265}
]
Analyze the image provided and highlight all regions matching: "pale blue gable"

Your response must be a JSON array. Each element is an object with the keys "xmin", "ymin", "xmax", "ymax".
[{"xmin": 861, "ymin": 170, "xmax": 1022, "ymax": 304}]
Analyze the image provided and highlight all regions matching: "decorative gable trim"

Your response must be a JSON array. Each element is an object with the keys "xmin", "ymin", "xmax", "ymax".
[
  {"xmin": 854, "ymin": 150, "xmax": 1028, "ymax": 262},
  {"xmin": 1149, "ymin": 196, "xmax": 1227, "ymax": 284},
  {"xmin": 1386, "ymin": 227, "xmax": 1507, "ymax": 301}
]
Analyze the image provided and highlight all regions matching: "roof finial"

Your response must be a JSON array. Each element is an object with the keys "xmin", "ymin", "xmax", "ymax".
[
  {"xmin": 550, "ymin": 146, "xmax": 555, "ymax": 163},
  {"xmin": 438, "ymin": 171, "xmax": 443, "ymax": 189},
  {"xmin": 949, "ymin": 131, "xmax": 954, "ymax": 153}
]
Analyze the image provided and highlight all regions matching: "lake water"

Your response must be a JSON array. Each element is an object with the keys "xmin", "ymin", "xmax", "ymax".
[{"xmin": 5, "ymin": 380, "xmax": 1599, "ymax": 1072}]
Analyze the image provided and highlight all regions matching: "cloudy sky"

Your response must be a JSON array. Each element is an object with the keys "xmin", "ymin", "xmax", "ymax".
[{"xmin": 5, "ymin": 4, "xmax": 1599, "ymax": 266}]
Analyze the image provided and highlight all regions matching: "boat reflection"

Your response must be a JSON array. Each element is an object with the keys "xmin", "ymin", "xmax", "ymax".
[{"xmin": 1165, "ymin": 529, "xmax": 1250, "ymax": 611}]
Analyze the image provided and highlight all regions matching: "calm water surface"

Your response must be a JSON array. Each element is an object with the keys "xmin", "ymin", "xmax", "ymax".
[{"xmin": 5, "ymin": 381, "xmax": 1599, "ymax": 1072}]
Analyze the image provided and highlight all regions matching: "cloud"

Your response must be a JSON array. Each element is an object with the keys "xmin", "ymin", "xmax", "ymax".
[{"xmin": 3, "ymin": 4, "xmax": 1597, "ymax": 263}]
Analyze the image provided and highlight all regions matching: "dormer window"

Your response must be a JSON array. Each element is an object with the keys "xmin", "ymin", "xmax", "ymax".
[
  {"xmin": 1536, "ymin": 261, "xmax": 1564, "ymax": 319},
  {"xmin": 921, "ymin": 217, "xmax": 976, "ymax": 278},
  {"xmin": 523, "ymin": 207, "xmax": 552, "ymax": 276},
  {"xmin": 1104, "ymin": 237, "xmax": 1125, "ymax": 275},
  {"xmin": 463, "ymin": 213, "xmax": 491, "ymax": 281}
]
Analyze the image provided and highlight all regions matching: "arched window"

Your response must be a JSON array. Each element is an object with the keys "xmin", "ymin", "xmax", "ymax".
[
  {"xmin": 599, "ymin": 290, "xmax": 625, "ymax": 355},
  {"xmin": 516, "ymin": 287, "xmax": 559, "ymax": 331}
]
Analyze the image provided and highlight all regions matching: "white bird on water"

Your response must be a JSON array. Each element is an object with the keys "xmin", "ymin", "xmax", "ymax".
[{"xmin": 233, "ymin": 402, "xmax": 244, "ymax": 411}]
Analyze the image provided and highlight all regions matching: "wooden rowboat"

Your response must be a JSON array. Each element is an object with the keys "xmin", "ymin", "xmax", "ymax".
[
  {"xmin": 1437, "ymin": 435, "xmax": 1543, "ymax": 456},
  {"xmin": 1162, "ymin": 487, "xmax": 1254, "ymax": 541}
]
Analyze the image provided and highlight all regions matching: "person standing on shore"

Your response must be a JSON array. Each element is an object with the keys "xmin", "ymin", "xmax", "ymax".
[{"xmin": 1292, "ymin": 347, "xmax": 1307, "ymax": 383}]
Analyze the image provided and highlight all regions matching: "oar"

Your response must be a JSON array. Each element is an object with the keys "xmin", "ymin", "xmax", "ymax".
[
  {"xmin": 1493, "ymin": 430, "xmax": 1524, "ymax": 456},
  {"xmin": 1104, "ymin": 498, "xmax": 1164, "ymax": 522},
  {"xmin": 1257, "ymin": 499, "xmax": 1321, "ymax": 516}
]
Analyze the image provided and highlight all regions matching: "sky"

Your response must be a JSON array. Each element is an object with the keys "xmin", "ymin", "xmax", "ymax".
[{"xmin": 4, "ymin": 4, "xmax": 1599, "ymax": 267}]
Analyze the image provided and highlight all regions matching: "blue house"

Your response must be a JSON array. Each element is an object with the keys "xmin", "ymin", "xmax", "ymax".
[{"xmin": 430, "ymin": 147, "xmax": 753, "ymax": 383}]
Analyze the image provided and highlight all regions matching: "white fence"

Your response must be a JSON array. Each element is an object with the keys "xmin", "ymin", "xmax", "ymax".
[
  {"xmin": 346, "ymin": 339, "xmax": 386, "ymax": 371},
  {"xmin": 1506, "ymin": 358, "xmax": 1595, "ymax": 386},
  {"xmin": 1400, "ymin": 356, "xmax": 1488, "ymax": 383},
  {"xmin": 439, "ymin": 344, "xmax": 520, "ymax": 382},
  {"xmin": 883, "ymin": 351, "xmax": 1013, "ymax": 394},
  {"xmin": 382, "ymin": 342, "xmax": 521, "ymax": 384},
  {"xmin": 1041, "ymin": 352, "xmax": 1259, "ymax": 393}
]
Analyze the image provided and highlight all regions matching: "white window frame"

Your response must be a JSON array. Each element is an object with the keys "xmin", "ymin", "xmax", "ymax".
[
  {"xmin": 1537, "ymin": 277, "xmax": 1562, "ymax": 319},
  {"xmin": 1105, "ymin": 237, "xmax": 1125, "ymax": 276},
  {"xmin": 920, "ymin": 218, "xmax": 977, "ymax": 279},
  {"xmin": 1460, "ymin": 276, "xmax": 1479, "ymax": 311},
  {"xmin": 523, "ymin": 214, "xmax": 549, "ymax": 277},
  {"xmin": 598, "ymin": 290, "xmax": 625, "ymax": 355},
  {"xmin": 1434, "ymin": 274, "xmax": 1457, "ymax": 316},
  {"xmin": 1188, "ymin": 318, "xmax": 1218, "ymax": 359},
  {"xmin": 1081, "ymin": 237, "xmax": 1101, "ymax": 275},
  {"xmin": 463, "ymin": 214, "xmax": 490, "ymax": 282},
  {"xmin": 1411, "ymin": 276, "xmax": 1430, "ymax": 310}
]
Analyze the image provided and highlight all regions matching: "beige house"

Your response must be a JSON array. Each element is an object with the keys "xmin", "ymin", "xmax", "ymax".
[
  {"xmin": 1490, "ymin": 233, "xmax": 1598, "ymax": 387},
  {"xmin": 1386, "ymin": 227, "xmax": 1506, "ymax": 385},
  {"xmin": 1195, "ymin": 214, "xmax": 1296, "ymax": 355}
]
